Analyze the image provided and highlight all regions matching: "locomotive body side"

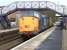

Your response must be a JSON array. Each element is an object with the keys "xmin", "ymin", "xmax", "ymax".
[{"xmin": 40, "ymin": 15, "xmax": 48, "ymax": 31}]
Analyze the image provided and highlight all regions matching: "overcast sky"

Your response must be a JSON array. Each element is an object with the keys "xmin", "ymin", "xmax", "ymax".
[{"xmin": 0, "ymin": 0, "xmax": 67, "ymax": 6}]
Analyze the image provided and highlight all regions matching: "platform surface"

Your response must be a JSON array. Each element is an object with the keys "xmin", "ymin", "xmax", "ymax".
[
  {"xmin": 11, "ymin": 26, "xmax": 62, "ymax": 50},
  {"xmin": 62, "ymin": 29, "xmax": 67, "ymax": 50},
  {"xmin": 35, "ymin": 27, "xmax": 62, "ymax": 50},
  {"xmin": 0, "ymin": 28, "xmax": 18, "ymax": 34}
]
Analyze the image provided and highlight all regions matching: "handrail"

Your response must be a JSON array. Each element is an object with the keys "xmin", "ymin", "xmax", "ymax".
[{"xmin": 0, "ymin": 1, "xmax": 66, "ymax": 16}]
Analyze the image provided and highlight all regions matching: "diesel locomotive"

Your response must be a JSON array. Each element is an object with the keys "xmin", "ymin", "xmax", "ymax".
[{"xmin": 16, "ymin": 11, "xmax": 55, "ymax": 37}]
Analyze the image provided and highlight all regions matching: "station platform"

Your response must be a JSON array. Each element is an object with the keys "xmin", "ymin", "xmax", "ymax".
[
  {"xmin": 62, "ymin": 29, "xmax": 67, "ymax": 50},
  {"xmin": 11, "ymin": 26, "xmax": 63, "ymax": 50},
  {"xmin": 0, "ymin": 28, "xmax": 18, "ymax": 34}
]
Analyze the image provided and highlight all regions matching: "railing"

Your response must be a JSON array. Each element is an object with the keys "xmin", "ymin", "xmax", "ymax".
[{"xmin": 0, "ymin": 1, "xmax": 66, "ymax": 15}]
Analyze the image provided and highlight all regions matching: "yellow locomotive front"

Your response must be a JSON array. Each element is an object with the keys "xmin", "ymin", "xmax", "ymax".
[{"xmin": 18, "ymin": 16, "xmax": 39, "ymax": 35}]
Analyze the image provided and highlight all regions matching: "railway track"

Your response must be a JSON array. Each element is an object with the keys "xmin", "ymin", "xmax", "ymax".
[
  {"xmin": 0, "ymin": 28, "xmax": 28, "ymax": 50},
  {"xmin": 0, "ymin": 27, "xmax": 50, "ymax": 50}
]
